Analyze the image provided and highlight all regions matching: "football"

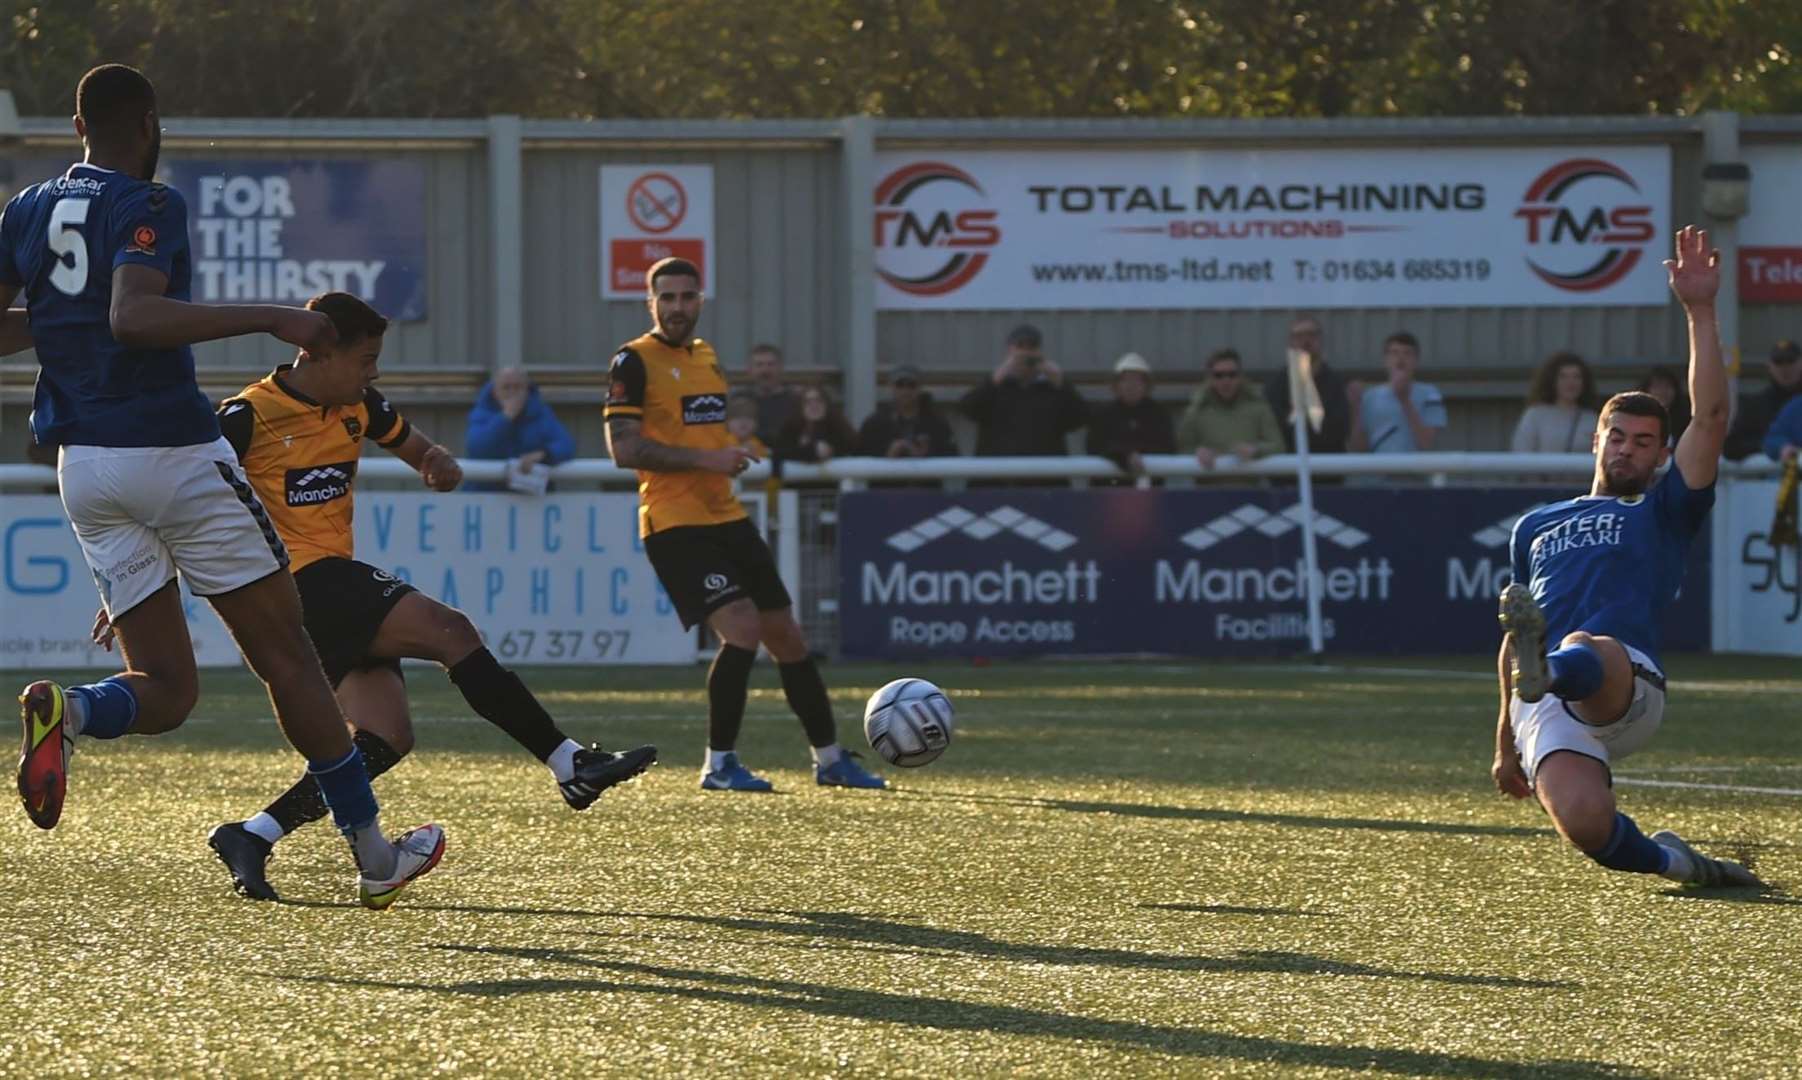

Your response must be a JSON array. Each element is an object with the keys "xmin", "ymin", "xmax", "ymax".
[{"xmin": 863, "ymin": 677, "xmax": 955, "ymax": 768}]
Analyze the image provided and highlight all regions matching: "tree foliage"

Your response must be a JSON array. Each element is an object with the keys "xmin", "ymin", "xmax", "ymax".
[{"xmin": 3, "ymin": 0, "xmax": 1796, "ymax": 119}]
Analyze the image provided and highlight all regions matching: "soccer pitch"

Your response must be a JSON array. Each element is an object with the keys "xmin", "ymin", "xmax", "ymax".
[{"xmin": 3, "ymin": 657, "xmax": 1797, "ymax": 1078}]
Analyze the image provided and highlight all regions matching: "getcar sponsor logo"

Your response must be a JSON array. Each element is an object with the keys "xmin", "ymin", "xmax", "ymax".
[
  {"xmin": 1514, "ymin": 158, "xmax": 1655, "ymax": 293},
  {"xmin": 874, "ymin": 162, "xmax": 1000, "ymax": 297}
]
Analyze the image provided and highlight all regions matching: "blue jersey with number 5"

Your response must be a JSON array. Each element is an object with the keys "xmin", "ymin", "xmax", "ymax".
[{"xmin": 0, "ymin": 163, "xmax": 217, "ymax": 448}]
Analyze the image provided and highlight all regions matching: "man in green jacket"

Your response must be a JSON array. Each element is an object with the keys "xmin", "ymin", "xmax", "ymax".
[{"xmin": 1176, "ymin": 348, "xmax": 1286, "ymax": 468}]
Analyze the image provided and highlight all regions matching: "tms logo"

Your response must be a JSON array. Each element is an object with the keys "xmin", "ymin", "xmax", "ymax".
[
  {"xmin": 285, "ymin": 462, "xmax": 356, "ymax": 506},
  {"xmin": 874, "ymin": 162, "xmax": 1001, "ymax": 297},
  {"xmin": 1514, "ymin": 159, "xmax": 1655, "ymax": 293}
]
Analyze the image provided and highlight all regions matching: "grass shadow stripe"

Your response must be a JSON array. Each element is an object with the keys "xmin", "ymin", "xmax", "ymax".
[
  {"xmin": 528, "ymin": 913, "xmax": 1573, "ymax": 988},
  {"xmin": 1140, "ymin": 902, "xmax": 1336, "ymax": 918},
  {"xmin": 279, "ymin": 961, "xmax": 1634, "ymax": 1078},
  {"xmin": 887, "ymin": 789, "xmax": 1556, "ymax": 838}
]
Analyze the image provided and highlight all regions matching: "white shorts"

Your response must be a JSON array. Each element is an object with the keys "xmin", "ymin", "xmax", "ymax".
[
  {"xmin": 1511, "ymin": 642, "xmax": 1666, "ymax": 786},
  {"xmin": 59, "ymin": 437, "xmax": 289, "ymax": 618}
]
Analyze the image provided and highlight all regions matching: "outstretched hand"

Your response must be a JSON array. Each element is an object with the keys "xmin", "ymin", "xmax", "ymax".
[{"xmin": 1663, "ymin": 224, "xmax": 1720, "ymax": 309}]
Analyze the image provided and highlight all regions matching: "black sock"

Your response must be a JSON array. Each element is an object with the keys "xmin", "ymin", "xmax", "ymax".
[
  {"xmin": 708, "ymin": 644, "xmax": 757, "ymax": 751},
  {"xmin": 447, "ymin": 647, "xmax": 570, "ymax": 761},
  {"xmin": 779, "ymin": 658, "xmax": 837, "ymax": 749},
  {"xmin": 263, "ymin": 730, "xmax": 405, "ymax": 835}
]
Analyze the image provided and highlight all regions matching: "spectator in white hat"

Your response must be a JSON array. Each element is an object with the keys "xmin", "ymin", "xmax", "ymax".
[{"xmin": 1086, "ymin": 351, "xmax": 1175, "ymax": 479}]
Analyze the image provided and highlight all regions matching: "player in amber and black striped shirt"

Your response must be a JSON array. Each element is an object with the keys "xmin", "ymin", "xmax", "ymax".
[
  {"xmin": 605, "ymin": 258, "xmax": 883, "ymax": 792},
  {"xmin": 97, "ymin": 293, "xmax": 656, "ymax": 901}
]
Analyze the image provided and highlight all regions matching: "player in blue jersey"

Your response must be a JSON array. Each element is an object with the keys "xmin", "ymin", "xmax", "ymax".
[
  {"xmin": 1492, "ymin": 225, "xmax": 1760, "ymax": 889},
  {"xmin": 0, "ymin": 64, "xmax": 443, "ymax": 908}
]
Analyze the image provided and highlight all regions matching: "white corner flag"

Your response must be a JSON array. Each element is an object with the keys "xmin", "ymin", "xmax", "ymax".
[
  {"xmin": 1288, "ymin": 348, "xmax": 1326, "ymax": 435},
  {"xmin": 1286, "ymin": 348, "xmax": 1327, "ymax": 655}
]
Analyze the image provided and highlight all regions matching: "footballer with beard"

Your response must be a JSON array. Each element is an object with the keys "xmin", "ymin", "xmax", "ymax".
[{"xmin": 1492, "ymin": 225, "xmax": 1760, "ymax": 889}]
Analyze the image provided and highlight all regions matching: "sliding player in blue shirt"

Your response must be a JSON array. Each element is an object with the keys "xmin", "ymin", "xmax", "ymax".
[{"xmin": 1494, "ymin": 225, "xmax": 1759, "ymax": 889}]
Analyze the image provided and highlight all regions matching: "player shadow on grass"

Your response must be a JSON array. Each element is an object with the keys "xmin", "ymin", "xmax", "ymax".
[
  {"xmin": 275, "ymin": 898, "xmax": 613, "ymax": 918},
  {"xmin": 566, "ymin": 910, "xmax": 1572, "ymax": 989},
  {"xmin": 1139, "ymin": 902, "xmax": 1335, "ymax": 917},
  {"xmin": 283, "ymin": 955, "xmax": 1638, "ymax": 1079},
  {"xmin": 1656, "ymin": 887, "xmax": 1802, "ymax": 905},
  {"xmin": 885, "ymin": 789, "xmax": 1556, "ymax": 839}
]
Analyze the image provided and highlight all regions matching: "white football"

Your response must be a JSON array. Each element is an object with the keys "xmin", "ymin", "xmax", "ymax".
[{"xmin": 863, "ymin": 678, "xmax": 955, "ymax": 768}]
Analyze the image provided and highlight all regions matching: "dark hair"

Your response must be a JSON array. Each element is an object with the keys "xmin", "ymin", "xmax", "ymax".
[
  {"xmin": 749, "ymin": 343, "xmax": 784, "ymax": 361},
  {"xmin": 1006, "ymin": 324, "xmax": 1043, "ymax": 349},
  {"xmin": 646, "ymin": 257, "xmax": 700, "ymax": 291},
  {"xmin": 1637, "ymin": 365, "xmax": 1683, "ymax": 396},
  {"xmin": 1598, "ymin": 391, "xmax": 1669, "ymax": 445},
  {"xmin": 1206, "ymin": 348, "xmax": 1242, "ymax": 370},
  {"xmin": 1383, "ymin": 331, "xmax": 1419, "ymax": 352},
  {"xmin": 305, "ymin": 292, "xmax": 388, "ymax": 345},
  {"xmin": 76, "ymin": 64, "xmax": 156, "ymax": 143},
  {"xmin": 1526, "ymin": 350, "xmax": 1598, "ymax": 409}
]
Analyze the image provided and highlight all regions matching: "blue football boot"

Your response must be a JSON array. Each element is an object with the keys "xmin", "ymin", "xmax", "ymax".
[
  {"xmin": 700, "ymin": 752, "xmax": 774, "ymax": 792},
  {"xmin": 816, "ymin": 751, "xmax": 886, "ymax": 790}
]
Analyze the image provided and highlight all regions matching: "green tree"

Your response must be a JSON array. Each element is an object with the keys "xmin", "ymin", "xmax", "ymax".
[{"xmin": 3, "ymin": 0, "xmax": 1795, "ymax": 119}]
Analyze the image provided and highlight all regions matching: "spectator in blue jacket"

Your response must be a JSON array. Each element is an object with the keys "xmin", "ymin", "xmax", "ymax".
[
  {"xmin": 466, "ymin": 367, "xmax": 576, "ymax": 489},
  {"xmin": 1764, "ymin": 394, "xmax": 1802, "ymax": 464}
]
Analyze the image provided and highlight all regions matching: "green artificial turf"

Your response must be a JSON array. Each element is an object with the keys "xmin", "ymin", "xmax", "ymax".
[{"xmin": 2, "ymin": 655, "xmax": 1797, "ymax": 1078}]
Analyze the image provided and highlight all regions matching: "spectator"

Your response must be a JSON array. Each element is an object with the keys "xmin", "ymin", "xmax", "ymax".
[
  {"xmin": 1264, "ymin": 315, "xmax": 1354, "ymax": 453},
  {"xmin": 1763, "ymin": 394, "xmax": 1802, "ymax": 464},
  {"xmin": 1349, "ymin": 332, "xmax": 1445, "ymax": 452},
  {"xmin": 1725, "ymin": 340, "xmax": 1802, "ymax": 461},
  {"xmin": 962, "ymin": 323, "xmax": 1087, "ymax": 456},
  {"xmin": 774, "ymin": 385, "xmax": 858, "ymax": 463},
  {"xmin": 1086, "ymin": 352, "xmax": 1176, "ymax": 478},
  {"xmin": 858, "ymin": 365, "xmax": 958, "ymax": 458},
  {"xmin": 1177, "ymin": 347, "xmax": 1286, "ymax": 469},
  {"xmin": 1511, "ymin": 351, "xmax": 1601, "ymax": 453},
  {"xmin": 725, "ymin": 396, "xmax": 769, "ymax": 459},
  {"xmin": 466, "ymin": 366, "xmax": 576, "ymax": 490},
  {"xmin": 746, "ymin": 342, "xmax": 801, "ymax": 448},
  {"xmin": 1636, "ymin": 364, "xmax": 1692, "ymax": 445}
]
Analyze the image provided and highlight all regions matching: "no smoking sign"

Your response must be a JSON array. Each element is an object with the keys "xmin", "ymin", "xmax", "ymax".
[
  {"xmin": 601, "ymin": 165, "xmax": 714, "ymax": 298},
  {"xmin": 626, "ymin": 172, "xmax": 686, "ymax": 234}
]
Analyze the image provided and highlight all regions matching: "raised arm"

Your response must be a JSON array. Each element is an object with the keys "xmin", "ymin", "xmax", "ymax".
[{"xmin": 1667, "ymin": 225, "xmax": 1728, "ymax": 487}]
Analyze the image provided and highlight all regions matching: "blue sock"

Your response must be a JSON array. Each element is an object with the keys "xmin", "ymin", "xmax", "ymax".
[
  {"xmin": 1546, "ymin": 642, "xmax": 1604, "ymax": 701},
  {"xmin": 307, "ymin": 747, "xmax": 381, "ymax": 835},
  {"xmin": 68, "ymin": 677, "xmax": 139, "ymax": 740},
  {"xmin": 1585, "ymin": 812, "xmax": 1670, "ymax": 875}
]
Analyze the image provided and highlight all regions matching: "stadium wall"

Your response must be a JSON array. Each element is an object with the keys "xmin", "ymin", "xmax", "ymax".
[{"xmin": 2, "ymin": 113, "xmax": 1799, "ymax": 462}]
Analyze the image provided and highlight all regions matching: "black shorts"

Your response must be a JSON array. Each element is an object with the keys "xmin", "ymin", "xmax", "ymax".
[
  {"xmin": 292, "ymin": 557, "xmax": 417, "ymax": 687},
  {"xmin": 642, "ymin": 518, "xmax": 792, "ymax": 630}
]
